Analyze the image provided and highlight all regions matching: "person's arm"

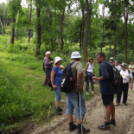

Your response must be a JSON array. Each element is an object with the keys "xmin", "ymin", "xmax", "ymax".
[
  {"xmin": 92, "ymin": 76, "xmax": 106, "ymax": 81},
  {"xmin": 51, "ymin": 71, "xmax": 57, "ymax": 89},
  {"xmin": 92, "ymin": 63, "xmax": 109, "ymax": 81},
  {"xmin": 45, "ymin": 57, "xmax": 53, "ymax": 65},
  {"xmin": 84, "ymin": 63, "xmax": 88, "ymax": 75},
  {"xmin": 130, "ymin": 78, "xmax": 133, "ymax": 90},
  {"xmin": 93, "ymin": 69, "xmax": 96, "ymax": 76},
  {"xmin": 77, "ymin": 72, "xmax": 83, "ymax": 90},
  {"xmin": 130, "ymin": 72, "xmax": 133, "ymax": 90}
]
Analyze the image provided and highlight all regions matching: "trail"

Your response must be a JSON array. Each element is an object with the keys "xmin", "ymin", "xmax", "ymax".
[{"xmin": 14, "ymin": 88, "xmax": 134, "ymax": 134}]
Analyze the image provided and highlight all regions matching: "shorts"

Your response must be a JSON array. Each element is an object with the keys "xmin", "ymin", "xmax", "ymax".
[
  {"xmin": 65, "ymin": 92, "xmax": 86, "ymax": 119},
  {"xmin": 102, "ymin": 94, "xmax": 114, "ymax": 106}
]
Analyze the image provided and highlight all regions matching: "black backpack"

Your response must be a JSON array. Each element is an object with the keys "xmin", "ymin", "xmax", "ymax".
[
  {"xmin": 60, "ymin": 61, "xmax": 76, "ymax": 92},
  {"xmin": 103, "ymin": 61, "xmax": 123, "ymax": 90}
]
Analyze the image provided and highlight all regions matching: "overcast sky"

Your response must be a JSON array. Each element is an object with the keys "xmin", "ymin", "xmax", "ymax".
[{"xmin": 0, "ymin": 0, "xmax": 108, "ymax": 16}]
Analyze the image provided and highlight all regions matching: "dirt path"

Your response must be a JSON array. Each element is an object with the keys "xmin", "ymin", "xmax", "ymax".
[{"xmin": 16, "ymin": 88, "xmax": 134, "ymax": 134}]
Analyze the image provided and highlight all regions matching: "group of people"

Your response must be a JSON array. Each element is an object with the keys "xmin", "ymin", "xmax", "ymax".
[
  {"xmin": 42, "ymin": 51, "xmax": 133, "ymax": 134},
  {"xmin": 109, "ymin": 57, "xmax": 133, "ymax": 106}
]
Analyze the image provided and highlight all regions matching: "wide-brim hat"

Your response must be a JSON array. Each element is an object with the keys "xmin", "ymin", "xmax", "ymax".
[
  {"xmin": 54, "ymin": 56, "xmax": 63, "ymax": 64},
  {"xmin": 71, "ymin": 51, "xmax": 81, "ymax": 59}
]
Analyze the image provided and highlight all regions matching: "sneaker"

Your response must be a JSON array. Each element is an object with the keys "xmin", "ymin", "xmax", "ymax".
[
  {"xmin": 69, "ymin": 124, "xmax": 77, "ymax": 132},
  {"xmin": 55, "ymin": 107, "xmax": 63, "ymax": 112},
  {"xmin": 115, "ymin": 103, "xmax": 120, "ymax": 106},
  {"xmin": 110, "ymin": 120, "xmax": 116, "ymax": 126},
  {"xmin": 77, "ymin": 127, "xmax": 90, "ymax": 134},
  {"xmin": 98, "ymin": 124, "xmax": 110, "ymax": 130},
  {"xmin": 123, "ymin": 103, "xmax": 128, "ymax": 106},
  {"xmin": 92, "ymin": 91, "xmax": 94, "ymax": 94},
  {"xmin": 85, "ymin": 92, "xmax": 89, "ymax": 94}
]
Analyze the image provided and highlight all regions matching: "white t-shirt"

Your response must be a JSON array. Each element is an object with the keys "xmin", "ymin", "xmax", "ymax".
[
  {"xmin": 120, "ymin": 69, "xmax": 133, "ymax": 83},
  {"xmin": 129, "ymin": 65, "xmax": 134, "ymax": 73},
  {"xmin": 86, "ymin": 63, "xmax": 94, "ymax": 73}
]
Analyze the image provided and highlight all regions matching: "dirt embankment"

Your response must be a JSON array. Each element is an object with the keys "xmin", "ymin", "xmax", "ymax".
[{"xmin": 13, "ymin": 89, "xmax": 134, "ymax": 134}]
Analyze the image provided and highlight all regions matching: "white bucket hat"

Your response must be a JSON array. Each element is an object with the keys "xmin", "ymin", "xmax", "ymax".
[
  {"xmin": 46, "ymin": 51, "xmax": 51, "ymax": 55},
  {"xmin": 110, "ymin": 57, "xmax": 114, "ymax": 60},
  {"xmin": 71, "ymin": 51, "xmax": 81, "ymax": 59},
  {"xmin": 54, "ymin": 56, "xmax": 63, "ymax": 64},
  {"xmin": 60, "ymin": 65, "xmax": 64, "ymax": 68}
]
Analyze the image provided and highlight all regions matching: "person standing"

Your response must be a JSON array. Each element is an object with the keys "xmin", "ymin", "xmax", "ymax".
[
  {"xmin": 116, "ymin": 63, "xmax": 133, "ymax": 106},
  {"xmin": 109, "ymin": 57, "xmax": 115, "ymax": 66},
  {"xmin": 42, "ymin": 51, "xmax": 54, "ymax": 86},
  {"xmin": 51, "ymin": 56, "xmax": 63, "ymax": 115},
  {"xmin": 65, "ymin": 51, "xmax": 90, "ymax": 134},
  {"xmin": 129, "ymin": 62, "xmax": 134, "ymax": 77},
  {"xmin": 115, "ymin": 60, "xmax": 121, "ymax": 71},
  {"xmin": 92, "ymin": 52, "xmax": 116, "ymax": 130},
  {"xmin": 84, "ymin": 57, "xmax": 96, "ymax": 94}
]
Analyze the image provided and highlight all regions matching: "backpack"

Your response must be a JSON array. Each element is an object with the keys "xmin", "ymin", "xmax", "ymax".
[
  {"xmin": 103, "ymin": 61, "xmax": 123, "ymax": 90},
  {"xmin": 60, "ymin": 61, "xmax": 76, "ymax": 92}
]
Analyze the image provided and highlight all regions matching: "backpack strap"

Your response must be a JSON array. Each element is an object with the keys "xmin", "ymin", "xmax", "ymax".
[
  {"xmin": 128, "ymin": 70, "xmax": 130, "ymax": 74},
  {"xmin": 102, "ymin": 61, "xmax": 114, "ymax": 80}
]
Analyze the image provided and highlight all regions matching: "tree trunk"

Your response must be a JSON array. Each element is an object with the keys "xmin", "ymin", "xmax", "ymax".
[
  {"xmin": 48, "ymin": 8, "xmax": 54, "ymax": 51},
  {"xmin": 28, "ymin": 0, "xmax": 32, "ymax": 43},
  {"xmin": 80, "ymin": 24, "xmax": 82, "ymax": 52},
  {"xmin": 60, "ymin": 2, "xmax": 65, "ymax": 51},
  {"xmin": 102, "ymin": 5, "xmax": 105, "ymax": 52},
  {"xmin": 124, "ymin": 5, "xmax": 128, "ymax": 59},
  {"xmin": 113, "ymin": 0, "xmax": 117, "ymax": 57},
  {"xmin": 35, "ymin": 8, "xmax": 41, "ymax": 57},
  {"xmin": 10, "ymin": 17, "xmax": 16, "ymax": 44},
  {"xmin": 83, "ymin": 0, "xmax": 92, "ymax": 63},
  {"xmin": 80, "ymin": 0, "xmax": 85, "ymax": 51}
]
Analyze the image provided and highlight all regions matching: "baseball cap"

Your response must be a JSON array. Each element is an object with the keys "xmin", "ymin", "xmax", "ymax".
[
  {"xmin": 46, "ymin": 51, "xmax": 51, "ymax": 55},
  {"xmin": 121, "ymin": 63, "xmax": 127, "ymax": 66}
]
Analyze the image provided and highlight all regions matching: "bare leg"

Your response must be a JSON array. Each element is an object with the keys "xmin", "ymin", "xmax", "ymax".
[
  {"xmin": 105, "ymin": 104, "xmax": 112, "ymax": 122},
  {"xmin": 111, "ymin": 102, "xmax": 115, "ymax": 120}
]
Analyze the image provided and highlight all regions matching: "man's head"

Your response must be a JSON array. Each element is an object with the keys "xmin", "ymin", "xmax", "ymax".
[
  {"xmin": 121, "ymin": 63, "xmax": 127, "ymax": 71},
  {"xmin": 131, "ymin": 62, "xmax": 133, "ymax": 65},
  {"xmin": 109, "ymin": 57, "xmax": 114, "ymax": 63},
  {"xmin": 115, "ymin": 60, "xmax": 119, "ymax": 66},
  {"xmin": 46, "ymin": 51, "xmax": 51, "ymax": 57},
  {"xmin": 96, "ymin": 52, "xmax": 105, "ymax": 63},
  {"xmin": 71, "ymin": 51, "xmax": 81, "ymax": 61}
]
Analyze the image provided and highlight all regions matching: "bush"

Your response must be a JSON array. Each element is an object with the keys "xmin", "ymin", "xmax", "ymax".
[{"xmin": 0, "ymin": 64, "xmax": 33, "ymax": 125}]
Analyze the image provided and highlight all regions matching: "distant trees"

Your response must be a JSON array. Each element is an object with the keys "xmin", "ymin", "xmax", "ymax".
[{"xmin": 0, "ymin": 0, "xmax": 133, "ymax": 60}]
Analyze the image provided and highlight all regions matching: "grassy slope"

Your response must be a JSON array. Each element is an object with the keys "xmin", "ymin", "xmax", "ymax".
[{"xmin": 0, "ymin": 52, "xmax": 100, "ymax": 133}]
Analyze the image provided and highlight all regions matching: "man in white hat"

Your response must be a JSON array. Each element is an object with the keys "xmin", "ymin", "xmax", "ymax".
[
  {"xmin": 42, "ymin": 51, "xmax": 54, "ymax": 86},
  {"xmin": 109, "ymin": 57, "xmax": 115, "ymax": 66},
  {"xmin": 65, "ymin": 51, "xmax": 90, "ymax": 134},
  {"xmin": 116, "ymin": 63, "xmax": 133, "ymax": 106}
]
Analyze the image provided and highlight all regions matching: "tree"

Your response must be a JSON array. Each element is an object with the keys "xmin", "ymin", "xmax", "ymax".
[
  {"xmin": 8, "ymin": 0, "xmax": 22, "ymax": 44},
  {"xmin": 83, "ymin": 0, "xmax": 92, "ymax": 63}
]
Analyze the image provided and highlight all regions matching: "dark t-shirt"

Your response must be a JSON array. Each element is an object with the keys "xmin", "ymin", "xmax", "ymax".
[{"xmin": 99, "ymin": 60, "xmax": 115, "ymax": 95}]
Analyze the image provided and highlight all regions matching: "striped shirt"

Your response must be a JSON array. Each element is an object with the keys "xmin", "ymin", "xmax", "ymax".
[{"xmin": 43, "ymin": 57, "xmax": 52, "ymax": 69}]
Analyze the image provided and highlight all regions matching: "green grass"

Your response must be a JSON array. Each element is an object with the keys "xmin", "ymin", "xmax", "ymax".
[{"xmin": 0, "ymin": 51, "xmax": 100, "ymax": 133}]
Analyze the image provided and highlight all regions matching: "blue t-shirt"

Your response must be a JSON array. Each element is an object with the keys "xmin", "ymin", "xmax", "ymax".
[
  {"xmin": 99, "ymin": 60, "xmax": 115, "ymax": 95},
  {"xmin": 52, "ymin": 66, "xmax": 62, "ymax": 86},
  {"xmin": 115, "ymin": 65, "xmax": 121, "ymax": 71}
]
